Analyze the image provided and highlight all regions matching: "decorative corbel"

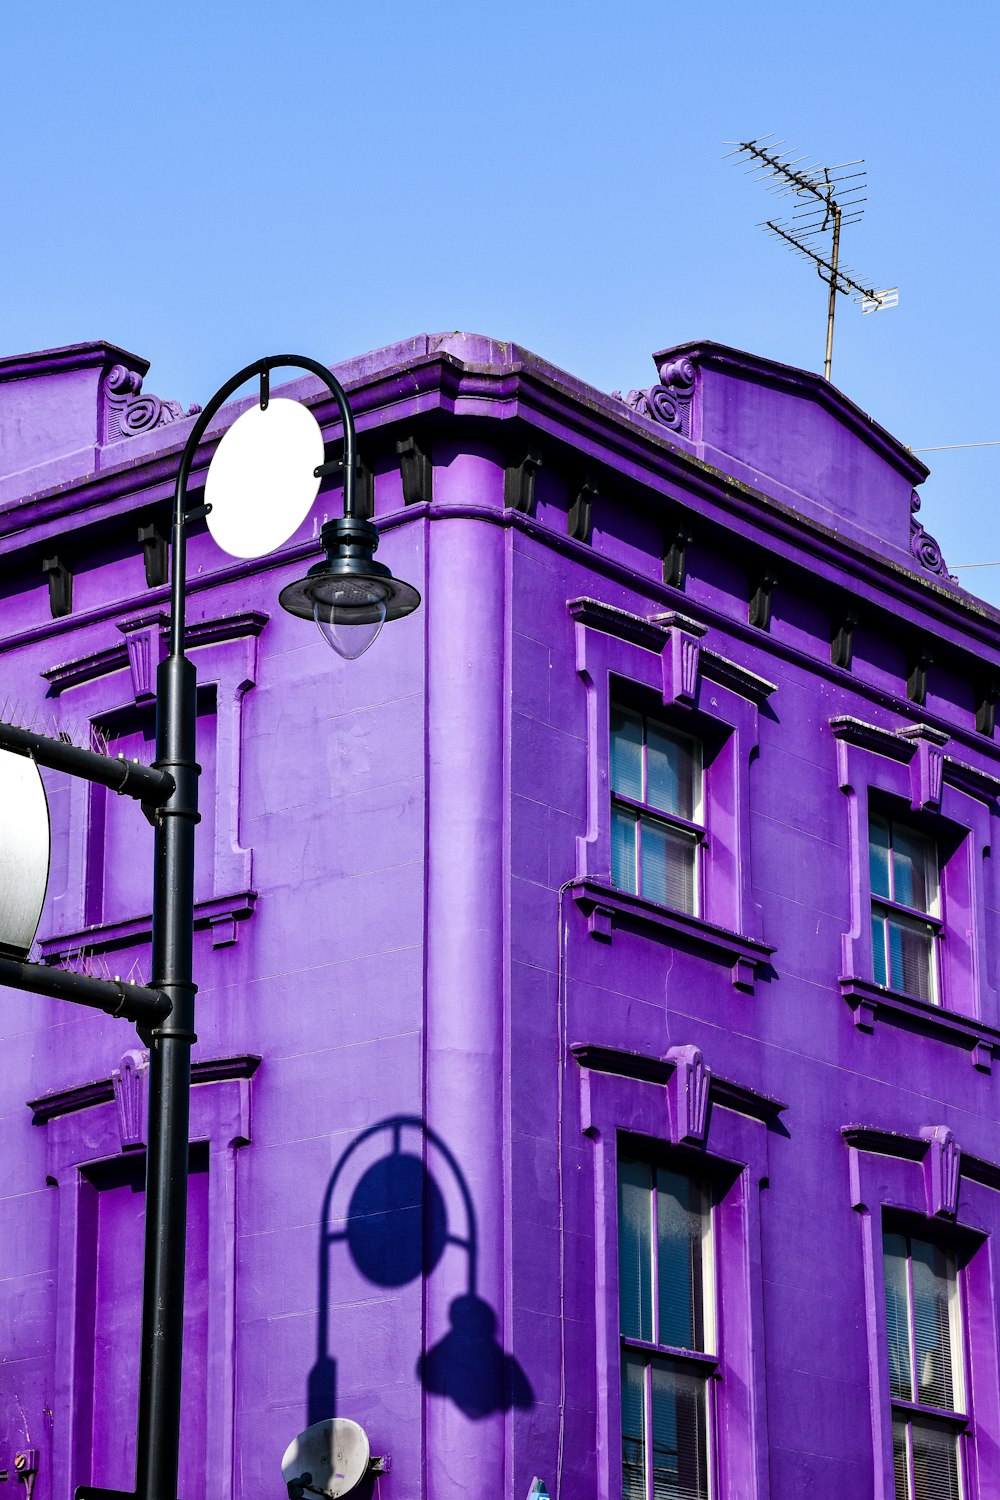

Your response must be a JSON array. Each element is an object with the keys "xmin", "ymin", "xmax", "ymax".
[
  {"xmin": 113, "ymin": 1048, "xmax": 150, "ymax": 1151},
  {"xmin": 354, "ymin": 459, "xmax": 374, "ymax": 521},
  {"xmin": 42, "ymin": 556, "xmax": 72, "ymax": 619},
  {"xmin": 663, "ymin": 528, "xmax": 693, "ymax": 590},
  {"xmin": 118, "ymin": 613, "xmax": 169, "ymax": 703},
  {"xmin": 665, "ymin": 1045, "xmax": 711, "ymax": 1145},
  {"xmin": 831, "ymin": 610, "xmax": 858, "ymax": 670},
  {"xmin": 749, "ymin": 573, "xmax": 778, "ymax": 631},
  {"xmin": 504, "ymin": 452, "xmax": 542, "ymax": 515},
  {"xmin": 396, "ymin": 436, "xmax": 433, "ymax": 506},
  {"xmin": 656, "ymin": 611, "xmax": 707, "ymax": 708},
  {"xmin": 976, "ymin": 682, "xmax": 999, "ymax": 738},
  {"xmin": 898, "ymin": 724, "xmax": 949, "ymax": 813},
  {"xmin": 920, "ymin": 1125, "xmax": 960, "ymax": 1219},
  {"xmin": 907, "ymin": 649, "xmax": 933, "ymax": 707},
  {"xmin": 568, "ymin": 476, "xmax": 598, "ymax": 543},
  {"xmin": 138, "ymin": 523, "xmax": 169, "ymax": 589}
]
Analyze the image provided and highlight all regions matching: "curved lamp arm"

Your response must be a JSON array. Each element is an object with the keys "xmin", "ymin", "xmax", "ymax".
[{"xmin": 168, "ymin": 354, "xmax": 359, "ymax": 657}]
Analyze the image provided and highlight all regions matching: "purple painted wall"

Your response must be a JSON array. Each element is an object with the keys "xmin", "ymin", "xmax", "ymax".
[{"xmin": 1, "ymin": 332, "xmax": 999, "ymax": 1499}]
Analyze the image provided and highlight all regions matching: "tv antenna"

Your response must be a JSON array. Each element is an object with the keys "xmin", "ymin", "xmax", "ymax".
[{"xmin": 725, "ymin": 135, "xmax": 897, "ymax": 382}]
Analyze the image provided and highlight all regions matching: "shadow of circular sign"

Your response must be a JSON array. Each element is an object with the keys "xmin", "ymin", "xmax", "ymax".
[{"xmin": 346, "ymin": 1152, "xmax": 449, "ymax": 1287}]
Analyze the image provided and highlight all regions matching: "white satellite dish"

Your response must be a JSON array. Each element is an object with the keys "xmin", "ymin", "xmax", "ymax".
[
  {"xmin": 205, "ymin": 397, "xmax": 325, "ymax": 560},
  {"xmin": 0, "ymin": 749, "xmax": 50, "ymax": 957},
  {"xmin": 280, "ymin": 1418, "xmax": 371, "ymax": 1498}
]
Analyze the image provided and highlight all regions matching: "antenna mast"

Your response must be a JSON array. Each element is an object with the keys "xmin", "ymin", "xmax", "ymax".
[{"xmin": 726, "ymin": 136, "xmax": 897, "ymax": 381}]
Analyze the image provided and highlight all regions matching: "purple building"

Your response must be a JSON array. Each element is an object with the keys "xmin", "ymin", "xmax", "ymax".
[{"xmin": 1, "ymin": 332, "xmax": 999, "ymax": 1500}]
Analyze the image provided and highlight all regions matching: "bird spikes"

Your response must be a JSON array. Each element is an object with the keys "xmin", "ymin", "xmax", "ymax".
[{"xmin": 0, "ymin": 697, "xmax": 112, "ymax": 757}]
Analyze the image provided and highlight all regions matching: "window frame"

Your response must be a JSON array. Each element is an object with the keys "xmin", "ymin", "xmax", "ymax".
[
  {"xmin": 846, "ymin": 1127, "xmax": 1000, "ymax": 1499},
  {"xmin": 571, "ymin": 600, "xmax": 772, "ymax": 974},
  {"xmin": 882, "ymin": 1225, "xmax": 969, "ymax": 1498},
  {"xmin": 833, "ymin": 718, "xmax": 999, "ymax": 1033},
  {"xmin": 617, "ymin": 1153, "xmax": 718, "ymax": 1500},
  {"xmin": 868, "ymin": 811, "xmax": 942, "ymax": 1005},
  {"xmin": 38, "ymin": 1048, "xmax": 255, "ymax": 1500},
  {"xmin": 610, "ymin": 704, "xmax": 706, "ymax": 917},
  {"xmin": 35, "ymin": 610, "xmax": 262, "ymax": 962},
  {"xmin": 579, "ymin": 1049, "xmax": 775, "ymax": 1500}
]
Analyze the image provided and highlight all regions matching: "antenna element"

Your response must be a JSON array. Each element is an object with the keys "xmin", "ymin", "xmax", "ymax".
[{"xmin": 725, "ymin": 135, "xmax": 897, "ymax": 380}]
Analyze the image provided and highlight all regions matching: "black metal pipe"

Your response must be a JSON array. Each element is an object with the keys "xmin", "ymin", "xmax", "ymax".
[
  {"xmin": 0, "ymin": 954, "xmax": 170, "ymax": 1028},
  {"xmin": 0, "ymin": 722, "xmax": 174, "ymax": 805}
]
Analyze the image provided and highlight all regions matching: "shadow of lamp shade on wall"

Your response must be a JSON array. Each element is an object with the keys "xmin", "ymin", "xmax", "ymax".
[{"xmin": 0, "ymin": 748, "xmax": 50, "ymax": 956}]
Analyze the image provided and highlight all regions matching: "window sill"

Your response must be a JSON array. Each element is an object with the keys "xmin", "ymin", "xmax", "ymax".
[
  {"xmin": 890, "ymin": 1396, "xmax": 968, "ymax": 1432},
  {"xmin": 38, "ymin": 889, "xmax": 258, "ymax": 964},
  {"xmin": 620, "ymin": 1337, "xmax": 719, "ymax": 1375},
  {"xmin": 571, "ymin": 878, "xmax": 773, "ymax": 993},
  {"xmin": 840, "ymin": 975, "xmax": 1000, "ymax": 1071}
]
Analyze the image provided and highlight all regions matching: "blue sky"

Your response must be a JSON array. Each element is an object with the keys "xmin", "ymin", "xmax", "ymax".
[{"xmin": 3, "ymin": 3, "xmax": 998, "ymax": 597}]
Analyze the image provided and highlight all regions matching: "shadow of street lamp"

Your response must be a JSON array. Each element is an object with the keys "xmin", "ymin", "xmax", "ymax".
[{"xmin": 310, "ymin": 1116, "xmax": 533, "ymax": 1428}]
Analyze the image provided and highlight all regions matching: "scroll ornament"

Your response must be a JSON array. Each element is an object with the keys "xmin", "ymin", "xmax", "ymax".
[
  {"xmin": 909, "ymin": 491, "xmax": 954, "ymax": 580},
  {"xmin": 612, "ymin": 356, "xmax": 698, "ymax": 438},
  {"xmin": 103, "ymin": 363, "xmax": 202, "ymax": 442}
]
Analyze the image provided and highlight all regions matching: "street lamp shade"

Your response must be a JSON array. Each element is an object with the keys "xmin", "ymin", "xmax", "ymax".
[
  {"xmin": 278, "ymin": 515, "xmax": 420, "ymax": 659},
  {"xmin": 205, "ymin": 398, "xmax": 325, "ymax": 559},
  {"xmin": 0, "ymin": 748, "xmax": 51, "ymax": 958}
]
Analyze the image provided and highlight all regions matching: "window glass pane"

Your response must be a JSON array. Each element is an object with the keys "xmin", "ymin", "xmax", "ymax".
[
  {"xmin": 893, "ymin": 824, "xmax": 933, "ymax": 913},
  {"xmin": 621, "ymin": 1350, "xmax": 647, "ymax": 1500},
  {"xmin": 887, "ymin": 916, "xmax": 935, "ymax": 1002},
  {"xmin": 892, "ymin": 1421, "xmax": 910, "ymax": 1500},
  {"xmin": 612, "ymin": 806, "xmax": 638, "ymax": 896},
  {"xmin": 910, "ymin": 1240, "xmax": 956, "ymax": 1411},
  {"xmin": 642, "ymin": 822, "xmax": 697, "ymax": 914},
  {"xmin": 619, "ymin": 1160, "xmax": 654, "ymax": 1342},
  {"xmin": 870, "ymin": 814, "xmax": 892, "ymax": 899},
  {"xmin": 656, "ymin": 1171, "xmax": 706, "ymax": 1352},
  {"xmin": 647, "ymin": 726, "xmax": 695, "ymax": 820},
  {"xmin": 649, "ymin": 1362, "xmax": 710, "ymax": 1500},
  {"xmin": 910, "ymin": 1420, "xmax": 961, "ymax": 1500},
  {"xmin": 883, "ymin": 1233, "xmax": 913, "ymax": 1402},
  {"xmin": 611, "ymin": 708, "xmax": 644, "ymax": 802},
  {"xmin": 872, "ymin": 911, "xmax": 889, "ymax": 987}
]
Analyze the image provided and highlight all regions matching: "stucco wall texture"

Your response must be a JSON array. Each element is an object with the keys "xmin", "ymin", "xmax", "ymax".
[{"xmin": 1, "ymin": 332, "xmax": 999, "ymax": 1500}]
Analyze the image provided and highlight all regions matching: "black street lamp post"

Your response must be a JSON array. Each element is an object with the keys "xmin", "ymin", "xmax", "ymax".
[{"xmin": 0, "ymin": 356, "xmax": 420, "ymax": 1500}]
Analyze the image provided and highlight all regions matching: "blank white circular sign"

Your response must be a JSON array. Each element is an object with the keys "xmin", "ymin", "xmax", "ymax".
[
  {"xmin": 0, "ymin": 749, "xmax": 50, "ymax": 957},
  {"xmin": 205, "ymin": 398, "xmax": 325, "ymax": 559}
]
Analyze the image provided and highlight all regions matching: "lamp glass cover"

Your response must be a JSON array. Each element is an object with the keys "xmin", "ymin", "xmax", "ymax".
[
  {"xmin": 205, "ymin": 398, "xmax": 324, "ymax": 559},
  {"xmin": 313, "ymin": 579, "xmax": 388, "ymax": 659}
]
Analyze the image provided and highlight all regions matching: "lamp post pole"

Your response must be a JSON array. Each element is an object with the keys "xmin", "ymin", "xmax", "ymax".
[
  {"xmin": 133, "ymin": 355, "xmax": 362, "ymax": 1500},
  {"xmin": 80, "ymin": 355, "xmax": 419, "ymax": 1500}
]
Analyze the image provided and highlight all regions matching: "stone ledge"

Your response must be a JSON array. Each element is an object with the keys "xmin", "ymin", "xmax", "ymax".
[
  {"xmin": 571, "ymin": 877, "xmax": 773, "ymax": 993},
  {"xmin": 840, "ymin": 974, "xmax": 999, "ymax": 1070}
]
